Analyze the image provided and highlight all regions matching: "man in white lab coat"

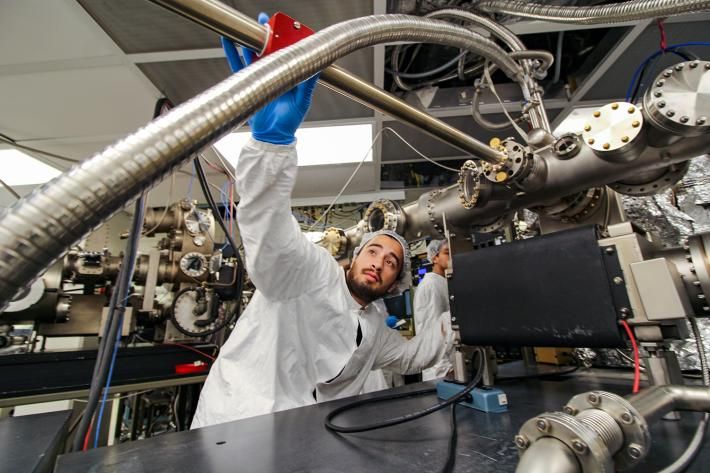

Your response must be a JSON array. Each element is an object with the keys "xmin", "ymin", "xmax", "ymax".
[
  {"xmin": 190, "ymin": 23, "xmax": 451, "ymax": 428},
  {"xmin": 414, "ymin": 240, "xmax": 453, "ymax": 381}
]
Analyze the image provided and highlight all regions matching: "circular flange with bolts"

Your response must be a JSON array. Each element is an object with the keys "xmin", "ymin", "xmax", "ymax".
[
  {"xmin": 481, "ymin": 140, "xmax": 529, "ymax": 184},
  {"xmin": 565, "ymin": 390, "xmax": 651, "ymax": 471},
  {"xmin": 457, "ymin": 160, "xmax": 481, "ymax": 209},
  {"xmin": 643, "ymin": 61, "xmax": 710, "ymax": 137},
  {"xmin": 517, "ymin": 411, "xmax": 614, "ymax": 473},
  {"xmin": 533, "ymin": 187, "xmax": 604, "ymax": 223},
  {"xmin": 686, "ymin": 233, "xmax": 710, "ymax": 313},
  {"xmin": 470, "ymin": 212, "xmax": 513, "ymax": 234},
  {"xmin": 554, "ymin": 133, "xmax": 582, "ymax": 159},
  {"xmin": 364, "ymin": 199, "xmax": 405, "ymax": 234},
  {"xmin": 609, "ymin": 160, "xmax": 689, "ymax": 196},
  {"xmin": 582, "ymin": 102, "xmax": 644, "ymax": 162},
  {"xmin": 321, "ymin": 227, "xmax": 347, "ymax": 259}
]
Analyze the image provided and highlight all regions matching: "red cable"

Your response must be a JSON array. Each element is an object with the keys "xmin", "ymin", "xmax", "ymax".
[
  {"xmin": 165, "ymin": 341, "xmax": 217, "ymax": 361},
  {"xmin": 657, "ymin": 18, "xmax": 667, "ymax": 51},
  {"xmin": 82, "ymin": 420, "xmax": 93, "ymax": 451},
  {"xmin": 620, "ymin": 320, "xmax": 641, "ymax": 393}
]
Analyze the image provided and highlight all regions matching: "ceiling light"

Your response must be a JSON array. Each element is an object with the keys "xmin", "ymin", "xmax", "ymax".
[
  {"xmin": 0, "ymin": 149, "xmax": 61, "ymax": 185},
  {"xmin": 213, "ymin": 123, "xmax": 374, "ymax": 168}
]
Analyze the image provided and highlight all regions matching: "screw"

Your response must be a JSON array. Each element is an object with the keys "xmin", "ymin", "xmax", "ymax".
[
  {"xmin": 666, "ymin": 110, "xmax": 675, "ymax": 117},
  {"xmin": 514, "ymin": 435, "xmax": 530, "ymax": 449},
  {"xmin": 588, "ymin": 138, "xmax": 595, "ymax": 145},
  {"xmin": 603, "ymin": 143, "xmax": 611, "ymax": 150},
  {"xmin": 587, "ymin": 393, "xmax": 601, "ymax": 406},
  {"xmin": 656, "ymin": 80, "xmax": 665, "ymax": 87},
  {"xmin": 593, "ymin": 111, "xmax": 601, "ymax": 118},
  {"xmin": 614, "ymin": 276, "xmax": 624, "ymax": 285},
  {"xmin": 621, "ymin": 136, "xmax": 630, "ymax": 143},
  {"xmin": 450, "ymin": 295, "xmax": 455, "ymax": 301},
  {"xmin": 572, "ymin": 439, "xmax": 588, "ymax": 454},
  {"xmin": 611, "ymin": 103, "xmax": 619, "ymax": 110},
  {"xmin": 704, "ymin": 306, "xmax": 710, "ymax": 312},
  {"xmin": 675, "ymin": 64, "xmax": 684, "ymax": 71},
  {"xmin": 699, "ymin": 294, "xmax": 706, "ymax": 300},
  {"xmin": 620, "ymin": 308, "xmax": 631, "ymax": 318},
  {"xmin": 658, "ymin": 101, "xmax": 666, "ymax": 108},
  {"xmin": 584, "ymin": 125, "xmax": 591, "ymax": 132},
  {"xmin": 628, "ymin": 106, "xmax": 636, "ymax": 113},
  {"xmin": 605, "ymin": 247, "xmax": 615, "ymax": 254},
  {"xmin": 563, "ymin": 405, "xmax": 578, "ymax": 415},
  {"xmin": 536, "ymin": 418, "xmax": 549, "ymax": 432},
  {"xmin": 654, "ymin": 90, "xmax": 663, "ymax": 98},
  {"xmin": 697, "ymin": 117, "xmax": 707, "ymax": 125},
  {"xmin": 706, "ymin": 63, "xmax": 710, "ymax": 70},
  {"xmin": 632, "ymin": 120, "xmax": 641, "ymax": 128},
  {"xmin": 680, "ymin": 116, "xmax": 690, "ymax": 123},
  {"xmin": 694, "ymin": 280, "xmax": 701, "ymax": 286},
  {"xmin": 293, "ymin": 21, "xmax": 301, "ymax": 29},
  {"xmin": 628, "ymin": 444, "xmax": 643, "ymax": 459},
  {"xmin": 690, "ymin": 264, "xmax": 696, "ymax": 273},
  {"xmin": 690, "ymin": 61, "xmax": 699, "ymax": 69},
  {"xmin": 620, "ymin": 412, "xmax": 634, "ymax": 425},
  {"xmin": 663, "ymin": 70, "xmax": 672, "ymax": 77}
]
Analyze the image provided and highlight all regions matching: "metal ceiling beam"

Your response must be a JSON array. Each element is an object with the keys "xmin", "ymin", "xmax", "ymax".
[{"xmin": 550, "ymin": 20, "xmax": 652, "ymax": 131}]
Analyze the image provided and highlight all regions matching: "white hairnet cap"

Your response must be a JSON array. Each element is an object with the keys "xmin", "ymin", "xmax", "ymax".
[
  {"xmin": 426, "ymin": 239, "xmax": 447, "ymax": 262},
  {"xmin": 352, "ymin": 230, "xmax": 411, "ymax": 295}
]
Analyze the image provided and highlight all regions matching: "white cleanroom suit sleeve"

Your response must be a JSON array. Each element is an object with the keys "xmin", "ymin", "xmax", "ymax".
[
  {"xmin": 235, "ymin": 138, "xmax": 339, "ymax": 301},
  {"xmin": 372, "ymin": 313, "xmax": 454, "ymax": 375}
]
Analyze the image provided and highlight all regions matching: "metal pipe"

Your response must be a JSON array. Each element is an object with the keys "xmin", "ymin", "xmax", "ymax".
[
  {"xmin": 0, "ymin": 14, "xmax": 522, "ymax": 311},
  {"xmin": 514, "ymin": 438, "xmax": 581, "ymax": 473},
  {"xmin": 476, "ymin": 0, "xmax": 710, "ymax": 24},
  {"xmin": 629, "ymin": 385, "xmax": 710, "ymax": 424},
  {"xmin": 150, "ymin": 0, "xmax": 508, "ymax": 162}
]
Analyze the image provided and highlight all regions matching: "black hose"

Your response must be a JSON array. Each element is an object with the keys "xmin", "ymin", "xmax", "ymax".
[
  {"xmin": 325, "ymin": 347, "xmax": 484, "ymax": 433},
  {"xmin": 71, "ymin": 195, "xmax": 146, "ymax": 451},
  {"xmin": 193, "ymin": 157, "xmax": 244, "ymax": 322}
]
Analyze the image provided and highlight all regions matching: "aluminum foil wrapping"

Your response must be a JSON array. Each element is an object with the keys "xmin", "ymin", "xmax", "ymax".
[{"xmin": 597, "ymin": 155, "xmax": 710, "ymax": 371}]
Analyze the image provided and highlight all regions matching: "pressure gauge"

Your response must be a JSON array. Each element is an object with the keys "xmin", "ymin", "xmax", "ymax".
[
  {"xmin": 184, "ymin": 210, "xmax": 212, "ymax": 235},
  {"xmin": 179, "ymin": 252, "xmax": 208, "ymax": 278}
]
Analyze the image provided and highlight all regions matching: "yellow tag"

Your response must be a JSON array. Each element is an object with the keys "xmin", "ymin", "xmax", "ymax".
[
  {"xmin": 495, "ymin": 171, "xmax": 508, "ymax": 182},
  {"xmin": 489, "ymin": 137, "xmax": 501, "ymax": 148}
]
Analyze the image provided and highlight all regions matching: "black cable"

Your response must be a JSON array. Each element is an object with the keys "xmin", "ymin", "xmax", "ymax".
[
  {"xmin": 325, "ymin": 347, "xmax": 484, "ymax": 433},
  {"xmin": 441, "ymin": 404, "xmax": 459, "ymax": 473},
  {"xmin": 193, "ymin": 157, "xmax": 245, "ymax": 320},
  {"xmin": 71, "ymin": 194, "xmax": 146, "ymax": 451},
  {"xmin": 496, "ymin": 365, "xmax": 578, "ymax": 382}
]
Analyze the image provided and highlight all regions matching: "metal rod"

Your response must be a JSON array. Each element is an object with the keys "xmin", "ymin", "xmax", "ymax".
[
  {"xmin": 149, "ymin": 0, "xmax": 505, "ymax": 163},
  {"xmin": 629, "ymin": 385, "xmax": 710, "ymax": 424}
]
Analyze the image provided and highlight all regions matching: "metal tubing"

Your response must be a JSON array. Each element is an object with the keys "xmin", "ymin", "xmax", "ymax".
[
  {"xmin": 476, "ymin": 0, "xmax": 710, "ymax": 24},
  {"xmin": 150, "ymin": 0, "xmax": 508, "ymax": 162},
  {"xmin": 629, "ymin": 385, "xmax": 710, "ymax": 424},
  {"xmin": 514, "ymin": 438, "xmax": 581, "ymax": 473},
  {"xmin": 0, "ymin": 14, "xmax": 524, "ymax": 311}
]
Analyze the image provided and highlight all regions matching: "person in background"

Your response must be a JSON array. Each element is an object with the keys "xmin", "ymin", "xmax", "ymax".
[{"xmin": 414, "ymin": 239, "xmax": 453, "ymax": 381}]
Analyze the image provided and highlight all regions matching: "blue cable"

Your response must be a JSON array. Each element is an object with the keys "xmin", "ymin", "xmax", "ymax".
[
  {"xmin": 93, "ymin": 310, "xmax": 124, "ymax": 448},
  {"xmin": 625, "ymin": 42, "xmax": 710, "ymax": 103}
]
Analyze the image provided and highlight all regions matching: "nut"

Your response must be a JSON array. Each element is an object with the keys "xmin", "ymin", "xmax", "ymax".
[
  {"xmin": 584, "ymin": 125, "xmax": 591, "ymax": 132},
  {"xmin": 536, "ymin": 418, "xmax": 550, "ymax": 432},
  {"xmin": 632, "ymin": 120, "xmax": 641, "ymax": 128},
  {"xmin": 666, "ymin": 110, "xmax": 675, "ymax": 117},
  {"xmin": 603, "ymin": 143, "xmax": 610, "ymax": 150},
  {"xmin": 514, "ymin": 435, "xmax": 530, "ymax": 449},
  {"xmin": 587, "ymin": 393, "xmax": 601, "ymax": 406},
  {"xmin": 658, "ymin": 101, "xmax": 666, "ymax": 108},
  {"xmin": 611, "ymin": 103, "xmax": 619, "ymax": 110},
  {"xmin": 293, "ymin": 21, "xmax": 301, "ymax": 29},
  {"xmin": 587, "ymin": 138, "xmax": 595, "ymax": 145},
  {"xmin": 628, "ymin": 106, "xmax": 636, "ymax": 113},
  {"xmin": 628, "ymin": 443, "xmax": 643, "ymax": 459},
  {"xmin": 563, "ymin": 405, "xmax": 578, "ymax": 415},
  {"xmin": 620, "ymin": 412, "xmax": 634, "ymax": 425},
  {"xmin": 697, "ymin": 117, "xmax": 707, "ymax": 125},
  {"xmin": 613, "ymin": 276, "xmax": 624, "ymax": 285},
  {"xmin": 593, "ymin": 111, "xmax": 601, "ymax": 118},
  {"xmin": 680, "ymin": 116, "xmax": 689, "ymax": 123},
  {"xmin": 621, "ymin": 136, "xmax": 629, "ymax": 143},
  {"xmin": 572, "ymin": 439, "xmax": 588, "ymax": 454}
]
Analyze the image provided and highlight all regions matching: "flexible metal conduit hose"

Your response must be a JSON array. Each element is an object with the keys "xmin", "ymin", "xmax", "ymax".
[
  {"xmin": 475, "ymin": 0, "xmax": 710, "ymax": 24},
  {"xmin": 0, "ymin": 15, "xmax": 523, "ymax": 311}
]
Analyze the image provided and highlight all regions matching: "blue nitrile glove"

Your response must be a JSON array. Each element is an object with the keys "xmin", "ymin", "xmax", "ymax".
[{"xmin": 220, "ymin": 13, "xmax": 320, "ymax": 145}]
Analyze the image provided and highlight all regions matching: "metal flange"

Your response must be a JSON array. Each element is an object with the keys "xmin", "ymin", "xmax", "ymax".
[
  {"xmin": 643, "ymin": 61, "xmax": 710, "ymax": 137},
  {"xmin": 481, "ymin": 140, "xmax": 530, "ymax": 184},
  {"xmin": 610, "ymin": 160, "xmax": 689, "ymax": 196},
  {"xmin": 364, "ymin": 199, "xmax": 405, "ymax": 234},
  {"xmin": 320, "ymin": 227, "xmax": 347, "ymax": 259},
  {"xmin": 565, "ymin": 390, "xmax": 651, "ymax": 471},
  {"xmin": 457, "ymin": 160, "xmax": 481, "ymax": 209},
  {"xmin": 581, "ymin": 102, "xmax": 645, "ymax": 162}
]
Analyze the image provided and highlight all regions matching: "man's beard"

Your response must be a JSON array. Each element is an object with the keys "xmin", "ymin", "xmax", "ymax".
[{"xmin": 346, "ymin": 269, "xmax": 390, "ymax": 305}]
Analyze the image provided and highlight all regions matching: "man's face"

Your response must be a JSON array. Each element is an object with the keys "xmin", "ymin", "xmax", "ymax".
[
  {"xmin": 433, "ymin": 243, "xmax": 450, "ymax": 273},
  {"xmin": 346, "ymin": 235, "xmax": 404, "ymax": 305}
]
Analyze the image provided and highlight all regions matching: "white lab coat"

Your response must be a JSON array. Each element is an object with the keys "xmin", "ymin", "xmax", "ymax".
[
  {"xmin": 191, "ymin": 139, "xmax": 450, "ymax": 428},
  {"xmin": 414, "ymin": 272, "xmax": 453, "ymax": 381}
]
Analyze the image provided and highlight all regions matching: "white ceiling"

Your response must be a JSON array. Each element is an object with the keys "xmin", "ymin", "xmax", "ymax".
[{"xmin": 1, "ymin": 0, "xmax": 709, "ymax": 210}]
